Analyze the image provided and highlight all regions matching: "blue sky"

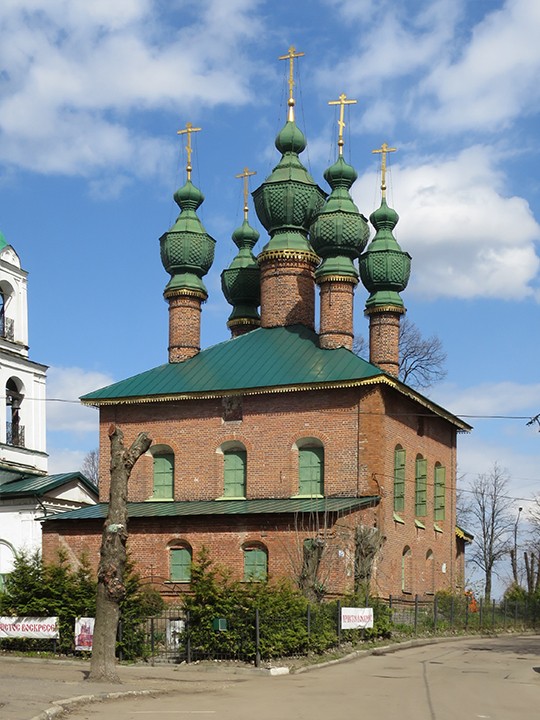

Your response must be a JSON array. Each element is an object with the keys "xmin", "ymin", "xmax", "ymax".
[{"xmin": 1, "ymin": 0, "xmax": 539, "ymax": 572}]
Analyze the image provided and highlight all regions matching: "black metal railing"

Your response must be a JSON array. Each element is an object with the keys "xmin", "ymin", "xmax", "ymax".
[
  {"xmin": 0, "ymin": 315, "xmax": 14, "ymax": 340},
  {"xmin": 6, "ymin": 422, "xmax": 25, "ymax": 447}
]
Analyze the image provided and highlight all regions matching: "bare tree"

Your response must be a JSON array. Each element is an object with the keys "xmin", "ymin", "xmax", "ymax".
[
  {"xmin": 81, "ymin": 448, "xmax": 99, "ymax": 486},
  {"xmin": 88, "ymin": 424, "xmax": 152, "ymax": 683},
  {"xmin": 524, "ymin": 496, "xmax": 540, "ymax": 594},
  {"xmin": 465, "ymin": 463, "xmax": 514, "ymax": 600},
  {"xmin": 353, "ymin": 317, "xmax": 447, "ymax": 390}
]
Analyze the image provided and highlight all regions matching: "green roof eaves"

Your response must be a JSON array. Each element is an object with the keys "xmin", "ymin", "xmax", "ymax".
[
  {"xmin": 43, "ymin": 496, "xmax": 379, "ymax": 521},
  {"xmin": 0, "ymin": 472, "xmax": 98, "ymax": 498}
]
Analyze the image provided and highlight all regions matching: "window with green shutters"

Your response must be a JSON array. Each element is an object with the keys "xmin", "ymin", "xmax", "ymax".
[
  {"xmin": 394, "ymin": 446, "xmax": 406, "ymax": 512},
  {"xmin": 153, "ymin": 453, "xmax": 174, "ymax": 499},
  {"xmin": 434, "ymin": 464, "xmax": 446, "ymax": 521},
  {"xmin": 243, "ymin": 546, "xmax": 267, "ymax": 581},
  {"xmin": 224, "ymin": 449, "xmax": 247, "ymax": 498},
  {"xmin": 170, "ymin": 546, "xmax": 192, "ymax": 582},
  {"xmin": 415, "ymin": 456, "xmax": 427, "ymax": 517},
  {"xmin": 298, "ymin": 446, "xmax": 324, "ymax": 496}
]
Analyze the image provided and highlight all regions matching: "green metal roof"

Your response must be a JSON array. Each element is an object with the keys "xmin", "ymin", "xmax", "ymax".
[
  {"xmin": 0, "ymin": 472, "xmax": 98, "ymax": 498},
  {"xmin": 80, "ymin": 324, "xmax": 471, "ymax": 431},
  {"xmin": 456, "ymin": 525, "xmax": 474, "ymax": 543},
  {"xmin": 81, "ymin": 325, "xmax": 383, "ymax": 404},
  {"xmin": 44, "ymin": 496, "xmax": 379, "ymax": 521}
]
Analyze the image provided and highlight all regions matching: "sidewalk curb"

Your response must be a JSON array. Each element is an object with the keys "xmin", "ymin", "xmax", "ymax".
[{"xmin": 30, "ymin": 690, "xmax": 156, "ymax": 720}]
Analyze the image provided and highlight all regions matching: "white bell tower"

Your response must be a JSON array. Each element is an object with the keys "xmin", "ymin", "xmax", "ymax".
[{"xmin": 0, "ymin": 232, "xmax": 47, "ymax": 477}]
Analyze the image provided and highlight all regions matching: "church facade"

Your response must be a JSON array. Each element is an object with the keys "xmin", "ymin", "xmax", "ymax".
[{"xmin": 42, "ymin": 68, "xmax": 472, "ymax": 601}]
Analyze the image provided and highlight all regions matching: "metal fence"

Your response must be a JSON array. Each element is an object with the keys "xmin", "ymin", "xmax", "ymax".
[{"xmin": 130, "ymin": 596, "xmax": 540, "ymax": 667}]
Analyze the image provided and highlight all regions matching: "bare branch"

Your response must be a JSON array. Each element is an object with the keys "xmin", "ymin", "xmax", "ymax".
[{"xmin": 354, "ymin": 318, "xmax": 447, "ymax": 391}]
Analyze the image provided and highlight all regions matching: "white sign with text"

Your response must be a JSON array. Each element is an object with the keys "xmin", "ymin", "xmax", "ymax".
[
  {"xmin": 341, "ymin": 607, "xmax": 374, "ymax": 630},
  {"xmin": 0, "ymin": 616, "xmax": 59, "ymax": 639}
]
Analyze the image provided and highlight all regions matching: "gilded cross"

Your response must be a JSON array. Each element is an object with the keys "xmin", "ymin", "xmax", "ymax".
[
  {"xmin": 372, "ymin": 142, "xmax": 397, "ymax": 198},
  {"xmin": 235, "ymin": 167, "xmax": 257, "ymax": 219},
  {"xmin": 177, "ymin": 122, "xmax": 202, "ymax": 180},
  {"xmin": 278, "ymin": 45, "xmax": 304, "ymax": 121},
  {"xmin": 328, "ymin": 93, "xmax": 357, "ymax": 155}
]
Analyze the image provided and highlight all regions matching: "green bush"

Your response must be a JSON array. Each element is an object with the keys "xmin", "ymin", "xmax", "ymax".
[
  {"xmin": 0, "ymin": 550, "xmax": 164, "ymax": 658},
  {"xmin": 182, "ymin": 549, "xmax": 342, "ymax": 660}
]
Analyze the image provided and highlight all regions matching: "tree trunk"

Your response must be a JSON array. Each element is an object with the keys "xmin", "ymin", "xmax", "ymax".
[{"xmin": 88, "ymin": 424, "xmax": 152, "ymax": 683}]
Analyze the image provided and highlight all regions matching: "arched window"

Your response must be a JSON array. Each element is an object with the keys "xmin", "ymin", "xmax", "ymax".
[
  {"xmin": 243, "ymin": 544, "xmax": 268, "ymax": 582},
  {"xmin": 415, "ymin": 455, "xmax": 427, "ymax": 517},
  {"xmin": 394, "ymin": 446, "xmax": 406, "ymax": 512},
  {"xmin": 426, "ymin": 550, "xmax": 435, "ymax": 594},
  {"xmin": 169, "ymin": 544, "xmax": 192, "ymax": 582},
  {"xmin": 297, "ymin": 442, "xmax": 324, "ymax": 497},
  {"xmin": 152, "ymin": 450, "xmax": 174, "ymax": 499},
  {"xmin": 223, "ymin": 448, "xmax": 247, "ymax": 498},
  {"xmin": 0, "ymin": 540, "xmax": 15, "ymax": 591},
  {"xmin": 434, "ymin": 463, "xmax": 446, "ymax": 521},
  {"xmin": 5, "ymin": 377, "xmax": 24, "ymax": 447},
  {"xmin": 0, "ymin": 284, "xmax": 14, "ymax": 340},
  {"xmin": 402, "ymin": 546, "xmax": 412, "ymax": 593}
]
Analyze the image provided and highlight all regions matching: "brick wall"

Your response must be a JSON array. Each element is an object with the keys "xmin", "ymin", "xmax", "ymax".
[
  {"xmin": 46, "ymin": 382, "xmax": 463, "ymax": 601},
  {"xmin": 317, "ymin": 279, "xmax": 357, "ymax": 350},
  {"xmin": 167, "ymin": 292, "xmax": 203, "ymax": 362},
  {"xmin": 258, "ymin": 254, "xmax": 317, "ymax": 329}
]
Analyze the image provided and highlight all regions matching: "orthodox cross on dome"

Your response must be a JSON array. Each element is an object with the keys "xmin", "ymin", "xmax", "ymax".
[
  {"xmin": 177, "ymin": 122, "xmax": 202, "ymax": 180},
  {"xmin": 328, "ymin": 93, "xmax": 357, "ymax": 156},
  {"xmin": 372, "ymin": 142, "xmax": 397, "ymax": 199},
  {"xmin": 235, "ymin": 167, "xmax": 257, "ymax": 220},
  {"xmin": 279, "ymin": 45, "xmax": 304, "ymax": 121}
]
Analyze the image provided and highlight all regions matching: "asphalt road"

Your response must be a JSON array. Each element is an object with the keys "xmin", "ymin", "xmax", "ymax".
[{"xmin": 61, "ymin": 636, "xmax": 540, "ymax": 720}]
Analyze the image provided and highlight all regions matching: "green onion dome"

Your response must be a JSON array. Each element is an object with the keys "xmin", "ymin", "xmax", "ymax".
[
  {"xmin": 310, "ymin": 155, "xmax": 370, "ymax": 281},
  {"xmin": 359, "ymin": 198, "xmax": 411, "ymax": 309},
  {"xmin": 160, "ymin": 179, "xmax": 216, "ymax": 297},
  {"xmin": 252, "ymin": 120, "xmax": 326, "ymax": 255},
  {"xmin": 221, "ymin": 218, "xmax": 261, "ymax": 325}
]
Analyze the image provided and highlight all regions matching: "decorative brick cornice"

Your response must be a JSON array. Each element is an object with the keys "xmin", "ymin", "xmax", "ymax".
[
  {"xmin": 258, "ymin": 249, "xmax": 319, "ymax": 266},
  {"xmin": 164, "ymin": 287, "xmax": 208, "ymax": 301}
]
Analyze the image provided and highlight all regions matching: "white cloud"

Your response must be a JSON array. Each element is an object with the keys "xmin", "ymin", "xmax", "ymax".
[
  {"xmin": 317, "ymin": 0, "xmax": 462, "ymax": 95},
  {"xmin": 353, "ymin": 146, "xmax": 540, "ymax": 300},
  {"xmin": 0, "ymin": 0, "xmax": 262, "ymax": 178},
  {"xmin": 47, "ymin": 446, "xmax": 91, "ymax": 475},
  {"xmin": 418, "ymin": 0, "xmax": 540, "ymax": 133},
  {"xmin": 46, "ymin": 366, "xmax": 114, "ymax": 433},
  {"xmin": 432, "ymin": 380, "xmax": 540, "ymax": 418}
]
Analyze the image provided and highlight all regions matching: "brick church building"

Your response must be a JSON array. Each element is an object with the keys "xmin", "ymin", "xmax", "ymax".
[{"xmin": 42, "ymin": 63, "xmax": 472, "ymax": 601}]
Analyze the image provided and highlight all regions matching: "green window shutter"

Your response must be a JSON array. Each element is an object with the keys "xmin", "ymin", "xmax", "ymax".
[
  {"xmin": 415, "ymin": 457, "xmax": 427, "ymax": 517},
  {"xmin": 224, "ymin": 450, "xmax": 246, "ymax": 497},
  {"xmin": 434, "ymin": 465, "xmax": 446, "ymax": 521},
  {"xmin": 244, "ymin": 547, "xmax": 267, "ymax": 581},
  {"xmin": 394, "ymin": 447, "xmax": 406, "ymax": 512},
  {"xmin": 299, "ymin": 447, "xmax": 324, "ymax": 496},
  {"xmin": 170, "ymin": 547, "xmax": 191, "ymax": 582},
  {"xmin": 153, "ymin": 453, "xmax": 174, "ymax": 499}
]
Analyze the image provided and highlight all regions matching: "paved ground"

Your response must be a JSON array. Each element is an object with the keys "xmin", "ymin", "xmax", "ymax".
[
  {"xmin": 2, "ymin": 635, "xmax": 539, "ymax": 720},
  {"xmin": 0, "ymin": 655, "xmax": 254, "ymax": 720}
]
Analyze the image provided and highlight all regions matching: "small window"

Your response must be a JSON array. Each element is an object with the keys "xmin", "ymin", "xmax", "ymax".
[
  {"xmin": 224, "ymin": 449, "xmax": 247, "ymax": 498},
  {"xmin": 426, "ymin": 550, "xmax": 435, "ymax": 594},
  {"xmin": 243, "ymin": 546, "xmax": 267, "ymax": 582},
  {"xmin": 170, "ymin": 546, "xmax": 192, "ymax": 582},
  {"xmin": 434, "ymin": 464, "xmax": 446, "ymax": 521},
  {"xmin": 415, "ymin": 455, "xmax": 427, "ymax": 517},
  {"xmin": 394, "ymin": 446, "xmax": 406, "ymax": 512},
  {"xmin": 298, "ymin": 446, "xmax": 324, "ymax": 496},
  {"xmin": 153, "ymin": 453, "xmax": 174, "ymax": 499},
  {"xmin": 402, "ymin": 546, "xmax": 412, "ymax": 593}
]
